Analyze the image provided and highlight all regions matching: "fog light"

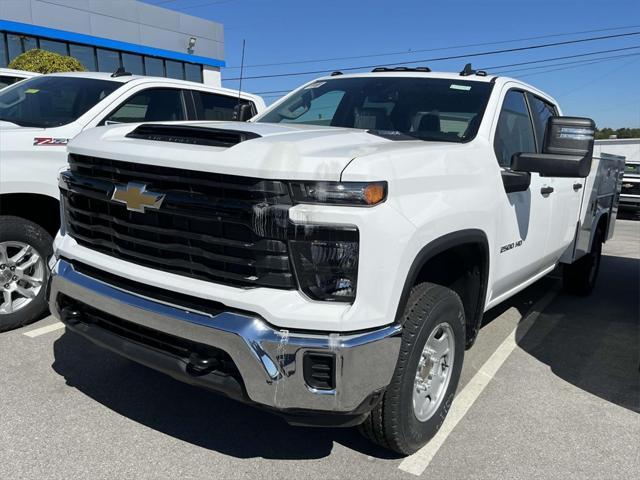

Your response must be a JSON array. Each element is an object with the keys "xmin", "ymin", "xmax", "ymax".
[{"xmin": 290, "ymin": 239, "xmax": 358, "ymax": 302}]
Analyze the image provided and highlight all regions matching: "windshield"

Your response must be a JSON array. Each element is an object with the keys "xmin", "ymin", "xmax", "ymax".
[
  {"xmin": 0, "ymin": 76, "xmax": 120, "ymax": 128},
  {"xmin": 257, "ymin": 77, "xmax": 494, "ymax": 142}
]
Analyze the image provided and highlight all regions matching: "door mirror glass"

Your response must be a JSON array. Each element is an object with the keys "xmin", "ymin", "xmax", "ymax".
[{"xmin": 512, "ymin": 116, "xmax": 595, "ymax": 178}]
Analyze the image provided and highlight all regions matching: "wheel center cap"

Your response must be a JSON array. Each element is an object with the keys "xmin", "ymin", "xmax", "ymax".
[{"xmin": 1, "ymin": 270, "xmax": 11, "ymax": 282}]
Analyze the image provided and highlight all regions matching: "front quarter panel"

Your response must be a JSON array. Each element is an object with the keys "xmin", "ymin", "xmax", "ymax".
[
  {"xmin": 0, "ymin": 126, "xmax": 80, "ymax": 198},
  {"xmin": 340, "ymin": 139, "xmax": 497, "ymax": 327}
]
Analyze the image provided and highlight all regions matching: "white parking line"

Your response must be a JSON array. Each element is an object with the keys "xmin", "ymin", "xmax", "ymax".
[
  {"xmin": 23, "ymin": 322, "xmax": 65, "ymax": 338},
  {"xmin": 398, "ymin": 289, "xmax": 558, "ymax": 476}
]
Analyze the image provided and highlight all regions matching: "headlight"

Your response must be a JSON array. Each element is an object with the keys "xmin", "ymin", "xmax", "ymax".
[
  {"xmin": 289, "ymin": 181, "xmax": 387, "ymax": 206},
  {"xmin": 289, "ymin": 228, "xmax": 359, "ymax": 302}
]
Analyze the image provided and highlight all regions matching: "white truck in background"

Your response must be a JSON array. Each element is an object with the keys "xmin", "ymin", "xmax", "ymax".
[
  {"xmin": 0, "ymin": 71, "xmax": 265, "ymax": 330},
  {"xmin": 49, "ymin": 67, "xmax": 624, "ymax": 454}
]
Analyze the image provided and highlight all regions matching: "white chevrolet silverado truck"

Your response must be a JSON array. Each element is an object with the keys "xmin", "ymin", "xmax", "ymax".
[
  {"xmin": 48, "ymin": 67, "xmax": 624, "ymax": 454},
  {"xmin": 0, "ymin": 71, "xmax": 265, "ymax": 330}
]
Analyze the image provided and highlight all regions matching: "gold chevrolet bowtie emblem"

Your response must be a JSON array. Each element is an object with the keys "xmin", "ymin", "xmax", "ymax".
[{"xmin": 111, "ymin": 182, "xmax": 165, "ymax": 213}]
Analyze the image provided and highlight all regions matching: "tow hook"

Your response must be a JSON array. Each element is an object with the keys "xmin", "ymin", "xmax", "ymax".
[
  {"xmin": 60, "ymin": 307, "xmax": 82, "ymax": 325},
  {"xmin": 187, "ymin": 353, "xmax": 220, "ymax": 376}
]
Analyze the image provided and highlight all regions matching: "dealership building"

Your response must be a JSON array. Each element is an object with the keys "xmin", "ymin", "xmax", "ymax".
[{"xmin": 0, "ymin": 0, "xmax": 225, "ymax": 85}]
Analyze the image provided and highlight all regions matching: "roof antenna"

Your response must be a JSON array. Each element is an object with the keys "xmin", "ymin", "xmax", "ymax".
[
  {"xmin": 460, "ymin": 63, "xmax": 487, "ymax": 77},
  {"xmin": 460, "ymin": 63, "xmax": 474, "ymax": 76},
  {"xmin": 236, "ymin": 39, "xmax": 246, "ymax": 112},
  {"xmin": 111, "ymin": 66, "xmax": 132, "ymax": 78}
]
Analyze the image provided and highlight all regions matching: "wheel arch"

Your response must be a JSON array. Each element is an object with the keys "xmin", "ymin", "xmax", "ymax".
[
  {"xmin": 0, "ymin": 193, "xmax": 60, "ymax": 237},
  {"xmin": 394, "ymin": 229, "xmax": 490, "ymax": 348}
]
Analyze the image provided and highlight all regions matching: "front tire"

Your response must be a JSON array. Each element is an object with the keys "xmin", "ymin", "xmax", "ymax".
[
  {"xmin": 563, "ymin": 227, "xmax": 603, "ymax": 296},
  {"xmin": 0, "ymin": 216, "xmax": 52, "ymax": 332},
  {"xmin": 358, "ymin": 282, "xmax": 465, "ymax": 455}
]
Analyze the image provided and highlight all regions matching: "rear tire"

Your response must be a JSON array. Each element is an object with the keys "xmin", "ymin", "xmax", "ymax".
[
  {"xmin": 562, "ymin": 227, "xmax": 603, "ymax": 296},
  {"xmin": 0, "ymin": 216, "xmax": 52, "ymax": 332},
  {"xmin": 358, "ymin": 282, "xmax": 465, "ymax": 455}
]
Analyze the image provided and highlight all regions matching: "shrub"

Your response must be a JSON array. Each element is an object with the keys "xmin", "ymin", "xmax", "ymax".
[{"xmin": 8, "ymin": 48, "xmax": 85, "ymax": 74}]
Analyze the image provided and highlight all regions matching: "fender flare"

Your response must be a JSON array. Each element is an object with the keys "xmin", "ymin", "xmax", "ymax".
[{"xmin": 394, "ymin": 229, "xmax": 490, "ymax": 347}]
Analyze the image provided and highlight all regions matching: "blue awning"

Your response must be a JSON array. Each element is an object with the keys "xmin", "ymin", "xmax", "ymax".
[{"xmin": 0, "ymin": 19, "xmax": 225, "ymax": 67}]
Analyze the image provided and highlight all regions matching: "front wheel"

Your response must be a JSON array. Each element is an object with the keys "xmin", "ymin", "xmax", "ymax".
[
  {"xmin": 0, "ymin": 216, "xmax": 52, "ymax": 332},
  {"xmin": 358, "ymin": 282, "xmax": 465, "ymax": 455}
]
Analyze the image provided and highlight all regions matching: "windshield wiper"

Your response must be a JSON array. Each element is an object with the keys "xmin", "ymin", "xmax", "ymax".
[
  {"xmin": 367, "ymin": 129, "xmax": 460, "ymax": 143},
  {"xmin": 367, "ymin": 129, "xmax": 422, "ymax": 141}
]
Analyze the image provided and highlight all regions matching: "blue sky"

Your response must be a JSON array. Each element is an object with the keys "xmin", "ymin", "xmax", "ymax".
[{"xmin": 143, "ymin": 0, "xmax": 640, "ymax": 129}]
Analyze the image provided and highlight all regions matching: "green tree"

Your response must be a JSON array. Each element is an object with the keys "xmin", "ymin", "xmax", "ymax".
[
  {"xmin": 595, "ymin": 127, "xmax": 640, "ymax": 139},
  {"xmin": 8, "ymin": 48, "xmax": 85, "ymax": 74}
]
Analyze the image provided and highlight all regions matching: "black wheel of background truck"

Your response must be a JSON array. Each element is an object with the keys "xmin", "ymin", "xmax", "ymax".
[
  {"xmin": 0, "ymin": 216, "xmax": 52, "ymax": 332},
  {"xmin": 562, "ymin": 227, "xmax": 603, "ymax": 296},
  {"xmin": 358, "ymin": 282, "xmax": 465, "ymax": 455}
]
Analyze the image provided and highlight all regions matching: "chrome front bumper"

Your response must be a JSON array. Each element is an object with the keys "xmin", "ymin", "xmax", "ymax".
[{"xmin": 49, "ymin": 259, "xmax": 402, "ymax": 416}]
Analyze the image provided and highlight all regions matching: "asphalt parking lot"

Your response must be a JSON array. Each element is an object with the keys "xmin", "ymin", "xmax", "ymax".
[{"xmin": 1, "ymin": 220, "xmax": 638, "ymax": 480}]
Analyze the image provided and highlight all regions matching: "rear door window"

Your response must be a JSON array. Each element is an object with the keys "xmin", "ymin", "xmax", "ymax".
[
  {"xmin": 103, "ymin": 88, "xmax": 186, "ymax": 124},
  {"xmin": 192, "ymin": 91, "xmax": 256, "ymax": 121}
]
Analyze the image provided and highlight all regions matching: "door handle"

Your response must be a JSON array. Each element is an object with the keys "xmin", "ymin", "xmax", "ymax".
[
  {"xmin": 573, "ymin": 182, "xmax": 583, "ymax": 191},
  {"xmin": 540, "ymin": 186, "xmax": 554, "ymax": 195}
]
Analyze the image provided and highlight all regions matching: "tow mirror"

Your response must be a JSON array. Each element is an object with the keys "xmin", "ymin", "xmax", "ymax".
[
  {"xmin": 512, "ymin": 116, "xmax": 595, "ymax": 178},
  {"xmin": 232, "ymin": 103, "xmax": 254, "ymax": 122}
]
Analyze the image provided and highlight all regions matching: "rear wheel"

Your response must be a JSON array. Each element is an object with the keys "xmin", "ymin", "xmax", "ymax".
[
  {"xmin": 358, "ymin": 282, "xmax": 465, "ymax": 455},
  {"xmin": 563, "ymin": 228, "xmax": 603, "ymax": 296},
  {"xmin": 0, "ymin": 216, "xmax": 52, "ymax": 332}
]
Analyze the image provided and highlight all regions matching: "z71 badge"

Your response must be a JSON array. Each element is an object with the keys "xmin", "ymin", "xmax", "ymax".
[{"xmin": 33, "ymin": 137, "xmax": 69, "ymax": 146}]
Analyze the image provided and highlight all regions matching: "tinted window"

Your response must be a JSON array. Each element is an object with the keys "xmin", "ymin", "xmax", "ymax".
[
  {"xmin": 39, "ymin": 39, "xmax": 68, "ymax": 56},
  {"xmin": 0, "ymin": 75, "xmax": 24, "ymax": 90},
  {"xmin": 258, "ymin": 77, "xmax": 493, "ymax": 142},
  {"xmin": 185, "ymin": 63, "xmax": 202, "ymax": 83},
  {"xmin": 493, "ymin": 90, "xmax": 536, "ymax": 168},
  {"xmin": 144, "ymin": 57, "xmax": 164, "ymax": 77},
  {"xmin": 165, "ymin": 60, "xmax": 184, "ymax": 80},
  {"xmin": 7, "ymin": 34, "xmax": 37, "ymax": 62},
  {"xmin": 193, "ymin": 91, "xmax": 254, "ymax": 121},
  {"xmin": 122, "ymin": 53, "xmax": 144, "ymax": 75},
  {"xmin": 69, "ymin": 44, "xmax": 96, "ymax": 71},
  {"xmin": 104, "ymin": 88, "xmax": 185, "ymax": 124},
  {"xmin": 527, "ymin": 93, "xmax": 557, "ymax": 152},
  {"xmin": 0, "ymin": 76, "xmax": 120, "ymax": 127},
  {"xmin": 0, "ymin": 35, "xmax": 8, "ymax": 67},
  {"xmin": 97, "ymin": 49, "xmax": 120, "ymax": 72}
]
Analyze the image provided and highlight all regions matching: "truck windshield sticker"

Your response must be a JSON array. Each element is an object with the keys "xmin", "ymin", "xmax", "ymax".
[
  {"xmin": 450, "ymin": 84, "xmax": 472, "ymax": 91},
  {"xmin": 304, "ymin": 82, "xmax": 326, "ymax": 90},
  {"xmin": 25, "ymin": 88, "xmax": 40, "ymax": 94}
]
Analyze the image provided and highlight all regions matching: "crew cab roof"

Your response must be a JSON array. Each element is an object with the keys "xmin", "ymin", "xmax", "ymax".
[
  {"xmin": 297, "ymin": 70, "xmax": 560, "ymax": 112},
  {"xmin": 39, "ymin": 71, "xmax": 265, "ymax": 105}
]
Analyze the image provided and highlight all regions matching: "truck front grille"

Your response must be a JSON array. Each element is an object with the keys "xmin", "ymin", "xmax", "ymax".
[{"xmin": 61, "ymin": 155, "xmax": 296, "ymax": 289}]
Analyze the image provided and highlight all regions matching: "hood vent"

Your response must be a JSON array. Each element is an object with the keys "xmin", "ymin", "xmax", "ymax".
[{"xmin": 125, "ymin": 124, "xmax": 261, "ymax": 148}]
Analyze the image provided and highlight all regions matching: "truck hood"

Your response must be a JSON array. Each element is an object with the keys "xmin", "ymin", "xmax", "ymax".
[
  {"xmin": 68, "ymin": 121, "xmax": 427, "ymax": 181},
  {"xmin": 0, "ymin": 120, "xmax": 32, "ymax": 130}
]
